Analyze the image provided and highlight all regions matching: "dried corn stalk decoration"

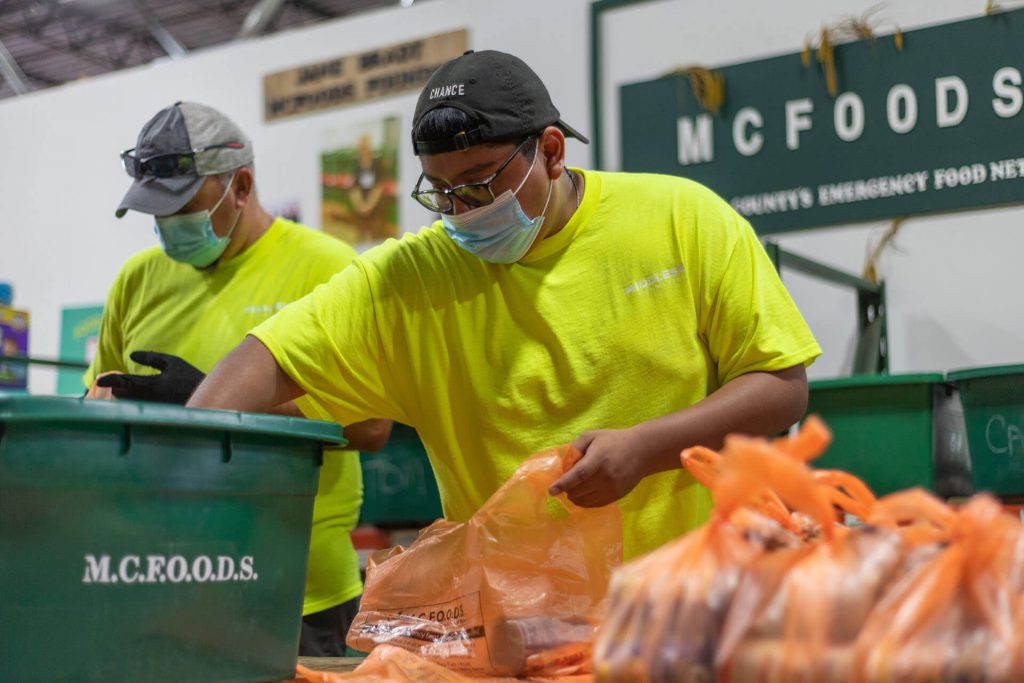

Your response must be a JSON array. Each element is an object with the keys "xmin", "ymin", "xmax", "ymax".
[
  {"xmin": 986, "ymin": 0, "xmax": 1024, "ymax": 14},
  {"xmin": 665, "ymin": 66, "xmax": 726, "ymax": 116},
  {"xmin": 801, "ymin": 5, "xmax": 904, "ymax": 97},
  {"xmin": 863, "ymin": 216, "xmax": 905, "ymax": 285}
]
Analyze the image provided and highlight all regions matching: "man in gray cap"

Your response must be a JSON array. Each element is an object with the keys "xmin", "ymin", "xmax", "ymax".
[{"xmin": 86, "ymin": 101, "xmax": 391, "ymax": 655}]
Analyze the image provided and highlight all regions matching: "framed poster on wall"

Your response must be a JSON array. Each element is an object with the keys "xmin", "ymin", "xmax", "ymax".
[{"xmin": 321, "ymin": 116, "xmax": 401, "ymax": 249}]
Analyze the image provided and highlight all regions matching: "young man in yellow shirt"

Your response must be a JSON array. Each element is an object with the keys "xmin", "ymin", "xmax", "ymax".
[
  {"xmin": 86, "ymin": 101, "xmax": 390, "ymax": 654},
  {"xmin": 187, "ymin": 52, "xmax": 821, "ymax": 560}
]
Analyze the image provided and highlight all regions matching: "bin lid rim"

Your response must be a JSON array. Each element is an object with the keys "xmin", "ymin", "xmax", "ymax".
[
  {"xmin": 947, "ymin": 363, "xmax": 1024, "ymax": 382},
  {"xmin": 0, "ymin": 394, "xmax": 343, "ymax": 445},
  {"xmin": 809, "ymin": 373, "xmax": 945, "ymax": 390}
]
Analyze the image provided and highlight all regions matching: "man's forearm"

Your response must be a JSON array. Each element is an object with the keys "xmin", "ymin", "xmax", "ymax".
[
  {"xmin": 636, "ymin": 364, "xmax": 809, "ymax": 477},
  {"xmin": 187, "ymin": 335, "xmax": 301, "ymax": 412},
  {"xmin": 270, "ymin": 399, "xmax": 393, "ymax": 451},
  {"xmin": 550, "ymin": 364, "xmax": 810, "ymax": 506}
]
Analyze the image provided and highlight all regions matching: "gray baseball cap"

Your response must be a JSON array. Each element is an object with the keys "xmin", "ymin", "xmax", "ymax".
[{"xmin": 116, "ymin": 101, "xmax": 254, "ymax": 218}]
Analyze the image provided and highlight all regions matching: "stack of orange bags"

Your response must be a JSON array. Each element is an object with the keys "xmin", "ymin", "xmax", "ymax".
[{"xmin": 594, "ymin": 417, "xmax": 1024, "ymax": 682}]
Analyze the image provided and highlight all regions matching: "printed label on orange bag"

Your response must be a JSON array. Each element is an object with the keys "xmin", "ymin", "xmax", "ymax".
[{"xmin": 349, "ymin": 592, "xmax": 496, "ymax": 674}]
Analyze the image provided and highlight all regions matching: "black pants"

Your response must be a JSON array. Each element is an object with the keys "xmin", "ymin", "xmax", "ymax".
[{"xmin": 299, "ymin": 596, "xmax": 360, "ymax": 657}]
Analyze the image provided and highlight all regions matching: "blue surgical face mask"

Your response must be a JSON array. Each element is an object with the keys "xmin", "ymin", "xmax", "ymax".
[
  {"xmin": 441, "ymin": 142, "xmax": 553, "ymax": 264},
  {"xmin": 154, "ymin": 174, "xmax": 240, "ymax": 268}
]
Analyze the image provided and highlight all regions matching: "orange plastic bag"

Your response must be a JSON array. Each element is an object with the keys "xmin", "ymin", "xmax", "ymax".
[
  {"xmin": 706, "ymin": 424, "xmax": 860, "ymax": 682},
  {"xmin": 852, "ymin": 493, "xmax": 1024, "ymax": 682},
  {"xmin": 346, "ymin": 445, "xmax": 622, "ymax": 678},
  {"xmin": 292, "ymin": 645, "xmax": 594, "ymax": 683},
  {"xmin": 718, "ymin": 523, "xmax": 908, "ymax": 682},
  {"xmin": 599, "ymin": 417, "xmax": 1024, "ymax": 682},
  {"xmin": 294, "ymin": 647, "xmax": 468, "ymax": 682},
  {"xmin": 682, "ymin": 444, "xmax": 801, "ymax": 537},
  {"xmin": 715, "ymin": 456, "xmax": 899, "ymax": 682},
  {"xmin": 719, "ymin": 483, "xmax": 1024, "ymax": 682},
  {"xmin": 592, "ymin": 516, "xmax": 759, "ymax": 682},
  {"xmin": 592, "ymin": 419, "xmax": 835, "ymax": 682}
]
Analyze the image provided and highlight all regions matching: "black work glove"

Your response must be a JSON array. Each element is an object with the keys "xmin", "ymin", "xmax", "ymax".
[{"xmin": 96, "ymin": 351, "xmax": 206, "ymax": 405}]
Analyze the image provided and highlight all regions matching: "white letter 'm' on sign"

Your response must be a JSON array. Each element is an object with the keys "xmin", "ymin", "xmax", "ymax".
[{"xmin": 677, "ymin": 115, "xmax": 714, "ymax": 166}]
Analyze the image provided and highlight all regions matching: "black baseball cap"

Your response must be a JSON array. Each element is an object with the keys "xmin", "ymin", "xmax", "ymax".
[{"xmin": 411, "ymin": 50, "xmax": 589, "ymax": 156}]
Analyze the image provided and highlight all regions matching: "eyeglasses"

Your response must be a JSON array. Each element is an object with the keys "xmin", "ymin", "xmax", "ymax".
[
  {"xmin": 411, "ymin": 137, "xmax": 535, "ymax": 214},
  {"xmin": 120, "ymin": 142, "xmax": 245, "ymax": 179}
]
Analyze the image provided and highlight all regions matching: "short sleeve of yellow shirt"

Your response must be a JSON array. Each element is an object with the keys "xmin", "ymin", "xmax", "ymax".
[
  {"xmin": 253, "ymin": 171, "xmax": 820, "ymax": 559},
  {"xmin": 257, "ymin": 261, "xmax": 408, "ymax": 427},
  {"xmin": 690, "ymin": 188, "xmax": 822, "ymax": 386}
]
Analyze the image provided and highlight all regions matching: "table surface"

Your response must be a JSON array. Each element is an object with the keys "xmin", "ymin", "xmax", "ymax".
[
  {"xmin": 289, "ymin": 657, "xmax": 364, "ymax": 679},
  {"xmin": 296, "ymin": 657, "xmax": 363, "ymax": 673}
]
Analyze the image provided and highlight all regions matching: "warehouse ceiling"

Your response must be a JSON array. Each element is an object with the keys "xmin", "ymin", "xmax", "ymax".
[{"xmin": 0, "ymin": 0, "xmax": 424, "ymax": 101}]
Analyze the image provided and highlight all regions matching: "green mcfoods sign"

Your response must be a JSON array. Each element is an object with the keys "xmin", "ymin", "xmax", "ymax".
[{"xmin": 620, "ymin": 10, "xmax": 1024, "ymax": 233}]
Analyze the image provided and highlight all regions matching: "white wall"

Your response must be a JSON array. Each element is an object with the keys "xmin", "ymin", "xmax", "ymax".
[
  {"xmin": 1, "ymin": 0, "xmax": 1019, "ymax": 392},
  {"xmin": 598, "ymin": 0, "xmax": 1023, "ymax": 378}
]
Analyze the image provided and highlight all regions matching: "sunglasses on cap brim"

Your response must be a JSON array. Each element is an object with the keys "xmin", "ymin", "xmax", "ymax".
[{"xmin": 120, "ymin": 142, "xmax": 245, "ymax": 179}]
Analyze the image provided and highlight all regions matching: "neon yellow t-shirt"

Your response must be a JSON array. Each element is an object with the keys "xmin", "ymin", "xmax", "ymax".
[
  {"xmin": 253, "ymin": 171, "xmax": 821, "ymax": 560},
  {"xmin": 86, "ymin": 217, "xmax": 364, "ymax": 614}
]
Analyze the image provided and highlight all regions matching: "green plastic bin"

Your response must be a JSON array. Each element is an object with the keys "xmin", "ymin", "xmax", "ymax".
[
  {"xmin": 0, "ymin": 395, "xmax": 342, "ymax": 682},
  {"xmin": 358, "ymin": 423, "xmax": 442, "ymax": 527},
  {"xmin": 948, "ymin": 364, "xmax": 1024, "ymax": 498},
  {"xmin": 806, "ymin": 374, "xmax": 948, "ymax": 496}
]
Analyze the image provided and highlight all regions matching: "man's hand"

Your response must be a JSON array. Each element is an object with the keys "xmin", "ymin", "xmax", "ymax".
[
  {"xmin": 548, "ymin": 428, "xmax": 649, "ymax": 508},
  {"xmin": 96, "ymin": 351, "xmax": 205, "ymax": 404},
  {"xmin": 546, "ymin": 366, "xmax": 811, "ymax": 508}
]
